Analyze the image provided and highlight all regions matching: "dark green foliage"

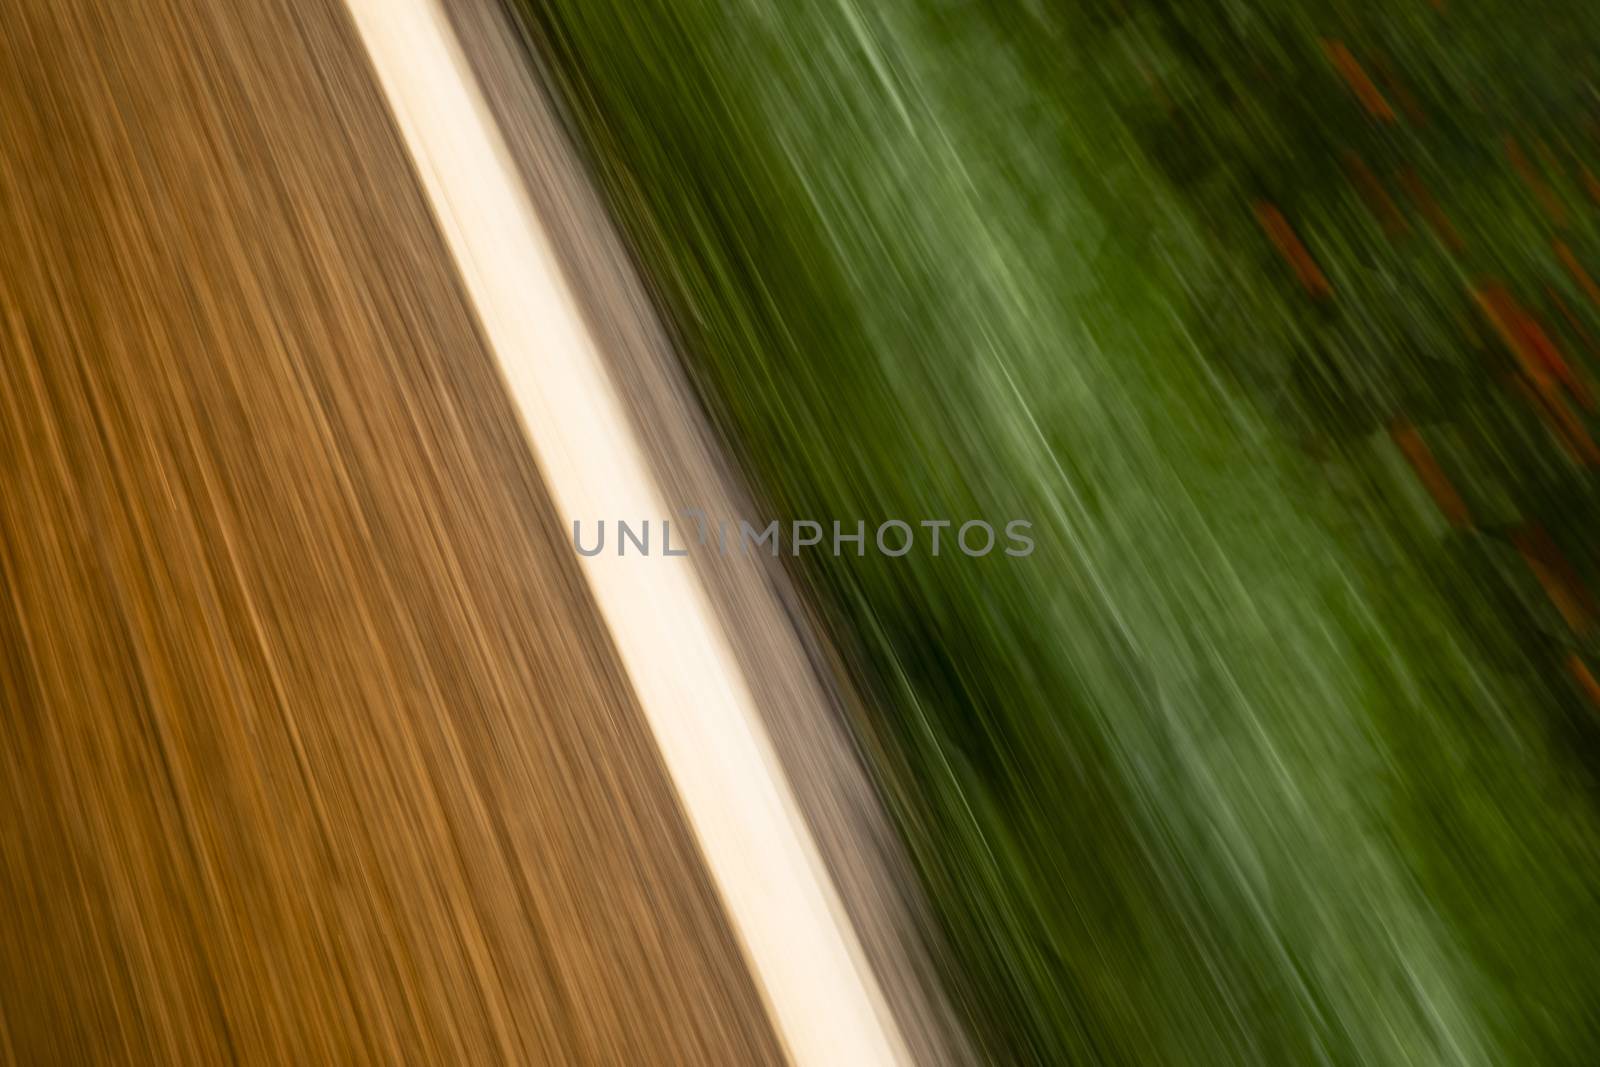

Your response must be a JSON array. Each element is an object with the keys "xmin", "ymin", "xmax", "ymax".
[{"xmin": 517, "ymin": 1, "xmax": 1600, "ymax": 1062}]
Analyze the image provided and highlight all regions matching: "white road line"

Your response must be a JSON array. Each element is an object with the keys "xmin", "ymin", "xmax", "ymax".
[{"xmin": 341, "ymin": 2, "xmax": 909, "ymax": 1063}]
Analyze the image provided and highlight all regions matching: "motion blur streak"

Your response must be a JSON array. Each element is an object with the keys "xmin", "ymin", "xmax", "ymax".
[
  {"xmin": 0, "ymin": 0, "xmax": 794, "ymax": 1060},
  {"xmin": 341, "ymin": 0, "xmax": 907, "ymax": 1063},
  {"xmin": 523, "ymin": 2, "xmax": 1600, "ymax": 1063}
]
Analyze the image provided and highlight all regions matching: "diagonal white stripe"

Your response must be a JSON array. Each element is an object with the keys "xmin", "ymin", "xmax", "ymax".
[{"xmin": 340, "ymin": 1, "xmax": 909, "ymax": 1063}]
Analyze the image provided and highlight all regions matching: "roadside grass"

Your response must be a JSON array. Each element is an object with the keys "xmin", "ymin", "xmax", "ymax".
[{"xmin": 520, "ymin": 3, "xmax": 1600, "ymax": 1062}]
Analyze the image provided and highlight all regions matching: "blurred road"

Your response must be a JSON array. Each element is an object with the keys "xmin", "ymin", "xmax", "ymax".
[{"xmin": 0, "ymin": 0, "xmax": 786, "ymax": 1061}]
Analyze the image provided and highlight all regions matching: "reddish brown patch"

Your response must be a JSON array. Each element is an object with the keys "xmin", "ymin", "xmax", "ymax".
[
  {"xmin": 1545, "ymin": 392, "xmax": 1600, "ymax": 463},
  {"xmin": 1399, "ymin": 169, "xmax": 1464, "ymax": 251},
  {"xmin": 1555, "ymin": 240, "xmax": 1600, "ymax": 311},
  {"xmin": 1474, "ymin": 284, "xmax": 1586, "ymax": 402},
  {"xmin": 1475, "ymin": 285, "xmax": 1545, "ymax": 382},
  {"xmin": 1371, "ymin": 53, "xmax": 1428, "ymax": 125},
  {"xmin": 1513, "ymin": 524, "xmax": 1594, "ymax": 632},
  {"xmin": 1525, "ymin": 308, "xmax": 1593, "ymax": 409},
  {"xmin": 1343, "ymin": 150, "xmax": 1408, "ymax": 237},
  {"xmin": 1507, "ymin": 371, "xmax": 1600, "ymax": 466},
  {"xmin": 1390, "ymin": 421, "xmax": 1471, "ymax": 528},
  {"xmin": 1582, "ymin": 166, "xmax": 1600, "ymax": 206},
  {"xmin": 1253, "ymin": 201, "xmax": 1332, "ymax": 299},
  {"xmin": 1569, "ymin": 654, "xmax": 1600, "ymax": 708},
  {"xmin": 1321, "ymin": 40, "xmax": 1396, "ymax": 122}
]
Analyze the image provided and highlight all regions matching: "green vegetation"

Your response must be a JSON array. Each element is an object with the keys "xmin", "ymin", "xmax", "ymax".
[{"xmin": 520, "ymin": 2, "xmax": 1600, "ymax": 1062}]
